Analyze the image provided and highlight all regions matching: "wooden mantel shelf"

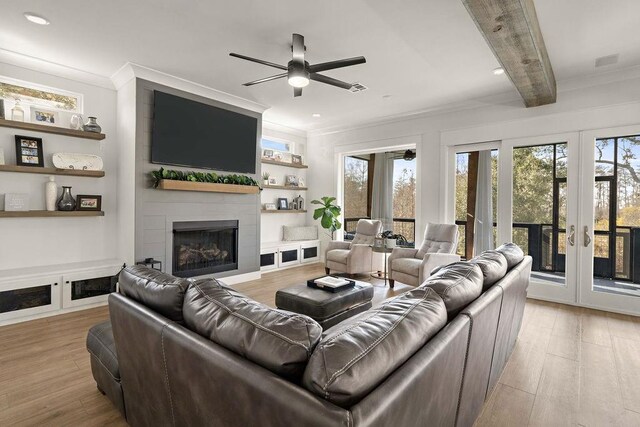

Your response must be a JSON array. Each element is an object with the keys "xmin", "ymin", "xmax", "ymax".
[
  {"xmin": 0, "ymin": 210, "xmax": 104, "ymax": 218},
  {"xmin": 0, "ymin": 118, "xmax": 106, "ymax": 141},
  {"xmin": 261, "ymin": 159, "xmax": 308, "ymax": 169},
  {"xmin": 261, "ymin": 210, "xmax": 307, "ymax": 214},
  {"xmin": 0, "ymin": 165, "xmax": 105, "ymax": 178},
  {"xmin": 157, "ymin": 179, "xmax": 260, "ymax": 194},
  {"xmin": 262, "ymin": 184, "xmax": 308, "ymax": 190}
]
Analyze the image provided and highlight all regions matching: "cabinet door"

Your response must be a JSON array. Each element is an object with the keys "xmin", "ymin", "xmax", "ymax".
[
  {"xmin": 0, "ymin": 276, "xmax": 62, "ymax": 324},
  {"xmin": 260, "ymin": 248, "xmax": 278, "ymax": 271},
  {"xmin": 279, "ymin": 246, "xmax": 300, "ymax": 267},
  {"xmin": 300, "ymin": 242, "xmax": 320, "ymax": 263},
  {"xmin": 62, "ymin": 266, "xmax": 120, "ymax": 309}
]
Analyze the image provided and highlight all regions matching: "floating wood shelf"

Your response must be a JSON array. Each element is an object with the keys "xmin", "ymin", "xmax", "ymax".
[
  {"xmin": 262, "ymin": 185, "xmax": 308, "ymax": 190},
  {"xmin": 0, "ymin": 118, "xmax": 106, "ymax": 141},
  {"xmin": 261, "ymin": 159, "xmax": 308, "ymax": 169},
  {"xmin": 157, "ymin": 179, "xmax": 260, "ymax": 194},
  {"xmin": 0, "ymin": 210, "xmax": 104, "ymax": 218},
  {"xmin": 0, "ymin": 165, "xmax": 105, "ymax": 178},
  {"xmin": 261, "ymin": 210, "xmax": 307, "ymax": 214}
]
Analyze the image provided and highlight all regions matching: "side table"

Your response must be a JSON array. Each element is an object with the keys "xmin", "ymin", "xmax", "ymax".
[{"xmin": 371, "ymin": 245, "xmax": 394, "ymax": 287}]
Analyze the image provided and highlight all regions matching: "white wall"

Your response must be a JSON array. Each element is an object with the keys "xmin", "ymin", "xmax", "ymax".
[
  {"xmin": 261, "ymin": 122, "xmax": 309, "ymax": 243},
  {"xmin": 307, "ymin": 72, "xmax": 640, "ymax": 248},
  {"xmin": 0, "ymin": 62, "xmax": 119, "ymax": 270}
]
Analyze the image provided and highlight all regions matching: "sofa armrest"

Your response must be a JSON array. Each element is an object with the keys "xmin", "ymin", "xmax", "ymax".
[
  {"xmin": 387, "ymin": 247, "xmax": 419, "ymax": 274},
  {"xmin": 419, "ymin": 253, "xmax": 461, "ymax": 285},
  {"xmin": 324, "ymin": 240, "xmax": 351, "ymax": 259}
]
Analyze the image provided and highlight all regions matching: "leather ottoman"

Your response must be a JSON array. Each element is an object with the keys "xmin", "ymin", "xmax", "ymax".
[
  {"xmin": 275, "ymin": 281, "xmax": 374, "ymax": 329},
  {"xmin": 86, "ymin": 320, "xmax": 126, "ymax": 418}
]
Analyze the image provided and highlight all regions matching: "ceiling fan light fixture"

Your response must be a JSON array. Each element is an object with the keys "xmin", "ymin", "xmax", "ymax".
[
  {"xmin": 288, "ymin": 75, "xmax": 309, "ymax": 88},
  {"xmin": 493, "ymin": 67, "xmax": 505, "ymax": 75},
  {"xmin": 24, "ymin": 12, "xmax": 50, "ymax": 25}
]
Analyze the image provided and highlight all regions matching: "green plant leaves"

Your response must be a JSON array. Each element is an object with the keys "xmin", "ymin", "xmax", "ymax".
[{"xmin": 311, "ymin": 195, "xmax": 342, "ymax": 233}]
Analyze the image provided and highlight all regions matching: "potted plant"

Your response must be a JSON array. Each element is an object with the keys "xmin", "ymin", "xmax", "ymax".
[
  {"xmin": 262, "ymin": 172, "xmax": 270, "ymax": 185},
  {"xmin": 311, "ymin": 196, "xmax": 342, "ymax": 239}
]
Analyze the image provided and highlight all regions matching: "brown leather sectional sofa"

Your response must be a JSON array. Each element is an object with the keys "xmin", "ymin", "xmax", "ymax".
[{"xmin": 88, "ymin": 243, "xmax": 531, "ymax": 426}]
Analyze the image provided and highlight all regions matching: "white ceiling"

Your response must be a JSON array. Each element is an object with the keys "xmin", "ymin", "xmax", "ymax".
[{"xmin": 1, "ymin": 0, "xmax": 639, "ymax": 131}]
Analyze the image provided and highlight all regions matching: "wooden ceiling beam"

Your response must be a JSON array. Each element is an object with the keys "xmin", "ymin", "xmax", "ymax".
[{"xmin": 462, "ymin": 0, "xmax": 557, "ymax": 107}]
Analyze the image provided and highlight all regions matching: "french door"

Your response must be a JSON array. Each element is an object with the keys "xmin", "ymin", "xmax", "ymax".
[{"xmin": 496, "ymin": 127, "xmax": 640, "ymax": 315}]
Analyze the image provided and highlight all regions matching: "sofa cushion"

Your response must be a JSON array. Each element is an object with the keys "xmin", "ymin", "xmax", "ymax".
[
  {"xmin": 326, "ymin": 248, "xmax": 349, "ymax": 265},
  {"xmin": 118, "ymin": 266, "xmax": 190, "ymax": 323},
  {"xmin": 421, "ymin": 262, "xmax": 483, "ymax": 319},
  {"xmin": 391, "ymin": 257, "xmax": 421, "ymax": 278},
  {"xmin": 496, "ymin": 243, "xmax": 525, "ymax": 270},
  {"xmin": 470, "ymin": 250, "xmax": 508, "ymax": 290},
  {"xmin": 183, "ymin": 278, "xmax": 322, "ymax": 381},
  {"xmin": 302, "ymin": 287, "xmax": 447, "ymax": 407}
]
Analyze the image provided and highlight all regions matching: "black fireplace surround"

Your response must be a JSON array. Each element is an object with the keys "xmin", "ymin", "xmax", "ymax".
[{"xmin": 172, "ymin": 220, "xmax": 238, "ymax": 278}]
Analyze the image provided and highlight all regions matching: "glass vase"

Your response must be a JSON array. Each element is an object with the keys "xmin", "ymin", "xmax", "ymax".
[
  {"xmin": 83, "ymin": 116, "xmax": 102, "ymax": 133},
  {"xmin": 57, "ymin": 186, "xmax": 76, "ymax": 211}
]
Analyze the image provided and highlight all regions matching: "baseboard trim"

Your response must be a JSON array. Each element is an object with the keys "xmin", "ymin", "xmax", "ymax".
[
  {"xmin": 0, "ymin": 300, "xmax": 109, "ymax": 327},
  {"xmin": 526, "ymin": 295, "xmax": 639, "ymax": 317}
]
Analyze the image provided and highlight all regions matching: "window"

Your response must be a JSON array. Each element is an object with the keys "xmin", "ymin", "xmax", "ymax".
[
  {"xmin": 0, "ymin": 76, "xmax": 82, "ymax": 113},
  {"xmin": 261, "ymin": 138, "xmax": 291, "ymax": 153},
  {"xmin": 393, "ymin": 158, "xmax": 416, "ymax": 243},
  {"xmin": 343, "ymin": 156, "xmax": 370, "ymax": 234}
]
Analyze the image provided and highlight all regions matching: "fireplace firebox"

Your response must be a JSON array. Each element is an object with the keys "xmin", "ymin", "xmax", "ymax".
[{"xmin": 172, "ymin": 220, "xmax": 238, "ymax": 277}]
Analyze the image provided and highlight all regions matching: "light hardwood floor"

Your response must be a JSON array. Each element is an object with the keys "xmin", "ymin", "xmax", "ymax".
[{"xmin": 1, "ymin": 263, "xmax": 639, "ymax": 426}]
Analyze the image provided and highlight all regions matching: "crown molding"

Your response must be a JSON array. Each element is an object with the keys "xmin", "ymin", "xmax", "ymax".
[
  {"xmin": 262, "ymin": 120, "xmax": 307, "ymax": 138},
  {"xmin": 110, "ymin": 62, "xmax": 269, "ymax": 114},
  {"xmin": 0, "ymin": 48, "xmax": 115, "ymax": 89}
]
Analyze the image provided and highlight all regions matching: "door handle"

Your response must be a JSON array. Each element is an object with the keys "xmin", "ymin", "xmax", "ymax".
[
  {"xmin": 568, "ymin": 225, "xmax": 575, "ymax": 246},
  {"xmin": 583, "ymin": 226, "xmax": 592, "ymax": 247}
]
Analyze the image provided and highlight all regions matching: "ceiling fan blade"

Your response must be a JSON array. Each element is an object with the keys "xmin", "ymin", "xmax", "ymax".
[
  {"xmin": 308, "ymin": 56, "xmax": 366, "ymax": 73},
  {"xmin": 291, "ymin": 33, "xmax": 305, "ymax": 66},
  {"xmin": 310, "ymin": 73, "xmax": 353, "ymax": 90},
  {"xmin": 229, "ymin": 53, "xmax": 287, "ymax": 70},
  {"xmin": 242, "ymin": 73, "xmax": 288, "ymax": 86},
  {"xmin": 293, "ymin": 87, "xmax": 303, "ymax": 97}
]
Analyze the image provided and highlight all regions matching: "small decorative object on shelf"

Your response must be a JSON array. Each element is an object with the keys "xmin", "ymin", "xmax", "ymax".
[
  {"xmin": 69, "ymin": 114, "xmax": 84, "ymax": 130},
  {"xmin": 11, "ymin": 99, "xmax": 24, "ymax": 122},
  {"xmin": 57, "ymin": 186, "xmax": 76, "ymax": 211},
  {"xmin": 30, "ymin": 108, "xmax": 59, "ymax": 126},
  {"xmin": 298, "ymin": 176, "xmax": 305, "ymax": 187},
  {"xmin": 277, "ymin": 197, "xmax": 288, "ymax": 210},
  {"xmin": 262, "ymin": 149, "xmax": 274, "ymax": 159},
  {"xmin": 52, "ymin": 152, "xmax": 104, "ymax": 171},
  {"xmin": 294, "ymin": 195, "xmax": 304, "ymax": 210},
  {"xmin": 268, "ymin": 176, "xmax": 277, "ymax": 185},
  {"xmin": 4, "ymin": 193, "xmax": 29, "ymax": 211},
  {"xmin": 83, "ymin": 116, "xmax": 102, "ymax": 133},
  {"xmin": 76, "ymin": 194, "xmax": 102, "ymax": 211},
  {"xmin": 262, "ymin": 172, "xmax": 270, "ymax": 185},
  {"xmin": 292, "ymin": 154, "xmax": 303, "ymax": 165},
  {"xmin": 15, "ymin": 135, "xmax": 44, "ymax": 167},
  {"xmin": 290, "ymin": 198, "xmax": 298, "ymax": 210},
  {"xmin": 285, "ymin": 175, "xmax": 298, "ymax": 186},
  {"xmin": 45, "ymin": 176, "xmax": 57, "ymax": 211},
  {"xmin": 264, "ymin": 202, "xmax": 277, "ymax": 210},
  {"xmin": 136, "ymin": 257, "xmax": 162, "ymax": 271}
]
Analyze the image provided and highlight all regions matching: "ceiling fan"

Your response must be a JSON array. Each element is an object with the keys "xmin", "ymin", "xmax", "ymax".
[
  {"xmin": 230, "ymin": 33, "xmax": 366, "ymax": 97},
  {"xmin": 403, "ymin": 150, "xmax": 416, "ymax": 161}
]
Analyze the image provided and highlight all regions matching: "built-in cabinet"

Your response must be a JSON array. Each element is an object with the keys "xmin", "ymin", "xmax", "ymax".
[
  {"xmin": 260, "ymin": 240, "xmax": 320, "ymax": 272},
  {"xmin": 0, "ymin": 260, "xmax": 122, "ymax": 325}
]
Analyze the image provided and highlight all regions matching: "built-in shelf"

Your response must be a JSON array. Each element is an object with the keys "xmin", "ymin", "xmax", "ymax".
[
  {"xmin": 0, "ymin": 118, "xmax": 106, "ymax": 141},
  {"xmin": 0, "ymin": 210, "xmax": 105, "ymax": 218},
  {"xmin": 262, "ymin": 185, "xmax": 308, "ymax": 190},
  {"xmin": 261, "ymin": 210, "xmax": 307, "ymax": 214},
  {"xmin": 261, "ymin": 159, "xmax": 308, "ymax": 169},
  {"xmin": 157, "ymin": 179, "xmax": 260, "ymax": 194},
  {"xmin": 0, "ymin": 165, "xmax": 105, "ymax": 178}
]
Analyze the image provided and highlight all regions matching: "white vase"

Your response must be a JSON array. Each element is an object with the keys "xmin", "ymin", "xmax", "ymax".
[{"xmin": 45, "ymin": 176, "xmax": 57, "ymax": 211}]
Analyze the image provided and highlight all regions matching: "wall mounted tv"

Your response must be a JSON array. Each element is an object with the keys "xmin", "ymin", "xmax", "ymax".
[{"xmin": 151, "ymin": 91, "xmax": 258, "ymax": 174}]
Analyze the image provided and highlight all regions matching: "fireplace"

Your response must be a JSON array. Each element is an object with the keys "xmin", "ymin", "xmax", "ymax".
[{"xmin": 172, "ymin": 220, "xmax": 238, "ymax": 277}]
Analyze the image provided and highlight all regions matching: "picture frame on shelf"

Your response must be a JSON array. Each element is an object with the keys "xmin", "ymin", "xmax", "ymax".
[
  {"xmin": 277, "ymin": 198, "xmax": 288, "ymax": 210},
  {"xmin": 262, "ymin": 149, "xmax": 274, "ymax": 159},
  {"xmin": 15, "ymin": 135, "xmax": 44, "ymax": 167},
  {"xmin": 285, "ymin": 175, "xmax": 298, "ymax": 187},
  {"xmin": 76, "ymin": 195, "xmax": 102, "ymax": 211},
  {"xmin": 30, "ymin": 108, "xmax": 60, "ymax": 126},
  {"xmin": 281, "ymin": 152, "xmax": 292, "ymax": 164},
  {"xmin": 268, "ymin": 177, "xmax": 277, "ymax": 185},
  {"xmin": 291, "ymin": 154, "xmax": 303, "ymax": 165},
  {"xmin": 264, "ymin": 203, "xmax": 277, "ymax": 211}
]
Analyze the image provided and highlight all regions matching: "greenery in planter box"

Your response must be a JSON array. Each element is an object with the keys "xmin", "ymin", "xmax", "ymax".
[{"xmin": 151, "ymin": 167, "xmax": 260, "ymax": 189}]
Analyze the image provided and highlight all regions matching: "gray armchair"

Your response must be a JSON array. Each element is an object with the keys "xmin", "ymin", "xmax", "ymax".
[
  {"xmin": 325, "ymin": 219, "xmax": 383, "ymax": 276},
  {"xmin": 388, "ymin": 223, "xmax": 460, "ymax": 288}
]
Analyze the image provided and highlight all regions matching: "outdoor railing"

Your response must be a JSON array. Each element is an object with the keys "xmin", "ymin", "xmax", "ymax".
[{"xmin": 344, "ymin": 217, "xmax": 416, "ymax": 246}]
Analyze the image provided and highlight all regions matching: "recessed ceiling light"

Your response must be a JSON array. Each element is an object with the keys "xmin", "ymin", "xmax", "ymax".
[
  {"xmin": 24, "ymin": 12, "xmax": 50, "ymax": 25},
  {"xmin": 493, "ymin": 67, "xmax": 505, "ymax": 75},
  {"xmin": 312, "ymin": 113, "xmax": 321, "ymax": 118},
  {"xmin": 382, "ymin": 94, "xmax": 392, "ymax": 99}
]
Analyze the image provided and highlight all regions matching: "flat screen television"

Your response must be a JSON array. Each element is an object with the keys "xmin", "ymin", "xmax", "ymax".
[{"xmin": 151, "ymin": 91, "xmax": 258, "ymax": 174}]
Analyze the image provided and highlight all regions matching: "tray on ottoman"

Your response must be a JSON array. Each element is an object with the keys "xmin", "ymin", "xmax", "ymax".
[{"xmin": 275, "ymin": 280, "xmax": 374, "ymax": 329}]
